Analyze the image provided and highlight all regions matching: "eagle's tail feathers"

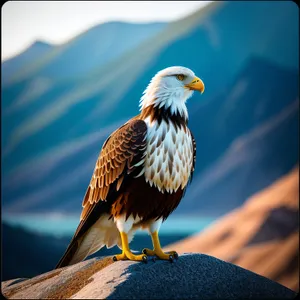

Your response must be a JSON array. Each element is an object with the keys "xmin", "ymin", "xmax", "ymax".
[{"xmin": 55, "ymin": 215, "xmax": 119, "ymax": 268}]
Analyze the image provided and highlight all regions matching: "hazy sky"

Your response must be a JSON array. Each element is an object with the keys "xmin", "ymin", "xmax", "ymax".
[{"xmin": 1, "ymin": 1, "xmax": 211, "ymax": 61}]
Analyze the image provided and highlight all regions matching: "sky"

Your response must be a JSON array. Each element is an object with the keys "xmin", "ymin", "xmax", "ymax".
[{"xmin": 1, "ymin": 1, "xmax": 212, "ymax": 61}]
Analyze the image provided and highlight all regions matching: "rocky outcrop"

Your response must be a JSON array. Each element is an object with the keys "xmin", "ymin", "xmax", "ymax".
[
  {"xmin": 2, "ymin": 254, "xmax": 296, "ymax": 299},
  {"xmin": 165, "ymin": 167, "xmax": 299, "ymax": 291}
]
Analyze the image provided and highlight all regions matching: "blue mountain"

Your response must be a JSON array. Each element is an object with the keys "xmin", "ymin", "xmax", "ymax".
[
  {"xmin": 2, "ymin": 40, "xmax": 53, "ymax": 85},
  {"xmin": 3, "ymin": 21, "xmax": 167, "ymax": 85},
  {"xmin": 1, "ymin": 1, "xmax": 298, "ymax": 215},
  {"xmin": 183, "ymin": 56, "xmax": 299, "ymax": 214}
]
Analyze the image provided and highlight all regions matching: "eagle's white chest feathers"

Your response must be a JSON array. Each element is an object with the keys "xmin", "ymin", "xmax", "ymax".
[{"xmin": 138, "ymin": 118, "xmax": 193, "ymax": 193}]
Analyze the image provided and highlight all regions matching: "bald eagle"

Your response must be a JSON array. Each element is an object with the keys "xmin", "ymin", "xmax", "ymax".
[{"xmin": 56, "ymin": 66, "xmax": 204, "ymax": 267}]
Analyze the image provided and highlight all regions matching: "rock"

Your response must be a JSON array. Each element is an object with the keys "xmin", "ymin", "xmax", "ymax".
[
  {"xmin": 2, "ymin": 254, "xmax": 296, "ymax": 299},
  {"xmin": 166, "ymin": 168, "xmax": 299, "ymax": 291}
]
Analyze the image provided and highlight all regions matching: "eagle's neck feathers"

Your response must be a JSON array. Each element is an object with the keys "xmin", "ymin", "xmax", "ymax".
[
  {"xmin": 139, "ymin": 79, "xmax": 193, "ymax": 125},
  {"xmin": 139, "ymin": 104, "xmax": 188, "ymax": 128}
]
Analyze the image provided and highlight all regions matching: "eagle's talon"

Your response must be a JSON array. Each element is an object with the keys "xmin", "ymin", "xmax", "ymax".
[
  {"xmin": 142, "ymin": 248, "xmax": 155, "ymax": 256},
  {"xmin": 141, "ymin": 247, "xmax": 178, "ymax": 261},
  {"xmin": 142, "ymin": 255, "xmax": 148, "ymax": 263},
  {"xmin": 112, "ymin": 253, "xmax": 127, "ymax": 261},
  {"xmin": 166, "ymin": 251, "xmax": 179, "ymax": 259}
]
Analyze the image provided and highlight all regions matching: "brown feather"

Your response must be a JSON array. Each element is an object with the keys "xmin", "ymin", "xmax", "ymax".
[
  {"xmin": 116, "ymin": 176, "xmax": 124, "ymax": 191},
  {"xmin": 56, "ymin": 119, "xmax": 147, "ymax": 268}
]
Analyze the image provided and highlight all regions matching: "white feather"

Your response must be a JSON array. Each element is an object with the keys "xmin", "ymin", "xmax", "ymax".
[
  {"xmin": 69, "ymin": 214, "xmax": 119, "ymax": 265},
  {"xmin": 142, "ymin": 119, "xmax": 193, "ymax": 193}
]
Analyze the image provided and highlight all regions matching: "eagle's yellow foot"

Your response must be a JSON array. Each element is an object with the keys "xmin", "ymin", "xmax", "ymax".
[
  {"xmin": 143, "ymin": 248, "xmax": 178, "ymax": 260},
  {"xmin": 113, "ymin": 252, "xmax": 148, "ymax": 262},
  {"xmin": 143, "ymin": 231, "xmax": 178, "ymax": 262},
  {"xmin": 112, "ymin": 253, "xmax": 128, "ymax": 261},
  {"xmin": 113, "ymin": 232, "xmax": 148, "ymax": 263},
  {"xmin": 142, "ymin": 248, "xmax": 178, "ymax": 261}
]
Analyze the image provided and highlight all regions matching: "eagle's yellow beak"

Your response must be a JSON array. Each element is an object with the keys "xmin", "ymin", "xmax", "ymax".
[{"xmin": 185, "ymin": 76, "xmax": 205, "ymax": 94}]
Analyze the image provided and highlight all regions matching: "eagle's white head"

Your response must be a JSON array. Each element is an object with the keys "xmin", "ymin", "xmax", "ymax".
[{"xmin": 139, "ymin": 66, "xmax": 205, "ymax": 120}]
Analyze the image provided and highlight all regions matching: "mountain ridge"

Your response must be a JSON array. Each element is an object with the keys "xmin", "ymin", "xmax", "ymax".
[
  {"xmin": 3, "ymin": 21, "xmax": 168, "ymax": 86},
  {"xmin": 2, "ymin": 40, "xmax": 53, "ymax": 85}
]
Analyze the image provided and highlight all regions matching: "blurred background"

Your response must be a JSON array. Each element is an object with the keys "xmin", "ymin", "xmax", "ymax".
[{"xmin": 1, "ymin": 0, "xmax": 299, "ymax": 292}]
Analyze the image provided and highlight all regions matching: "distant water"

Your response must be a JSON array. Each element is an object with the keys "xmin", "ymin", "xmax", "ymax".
[{"xmin": 3, "ymin": 213, "xmax": 215, "ymax": 237}]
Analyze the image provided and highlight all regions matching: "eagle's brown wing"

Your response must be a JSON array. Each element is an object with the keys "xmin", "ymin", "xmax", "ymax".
[
  {"xmin": 80, "ymin": 119, "xmax": 147, "ymax": 221},
  {"xmin": 55, "ymin": 118, "xmax": 147, "ymax": 268}
]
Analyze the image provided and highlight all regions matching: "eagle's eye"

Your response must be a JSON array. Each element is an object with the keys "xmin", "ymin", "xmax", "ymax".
[{"xmin": 176, "ymin": 74, "xmax": 185, "ymax": 81}]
